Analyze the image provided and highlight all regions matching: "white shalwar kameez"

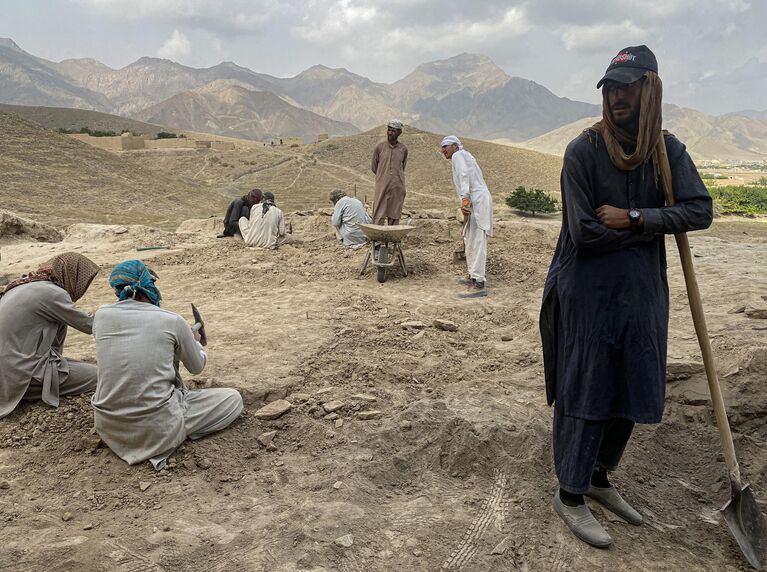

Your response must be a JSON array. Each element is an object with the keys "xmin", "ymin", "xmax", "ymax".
[
  {"xmin": 451, "ymin": 148, "xmax": 493, "ymax": 283},
  {"xmin": 240, "ymin": 205, "xmax": 293, "ymax": 249}
]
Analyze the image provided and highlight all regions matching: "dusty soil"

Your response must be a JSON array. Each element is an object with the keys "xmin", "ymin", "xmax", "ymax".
[{"xmin": 0, "ymin": 211, "xmax": 765, "ymax": 572}]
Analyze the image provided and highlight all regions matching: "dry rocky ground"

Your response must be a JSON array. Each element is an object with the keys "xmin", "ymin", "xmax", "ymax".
[
  {"xmin": 1, "ymin": 112, "xmax": 766, "ymax": 571},
  {"xmin": 0, "ymin": 206, "xmax": 765, "ymax": 571}
]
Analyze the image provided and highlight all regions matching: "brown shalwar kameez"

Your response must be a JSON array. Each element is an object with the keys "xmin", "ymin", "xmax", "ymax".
[{"xmin": 371, "ymin": 140, "xmax": 408, "ymax": 224}]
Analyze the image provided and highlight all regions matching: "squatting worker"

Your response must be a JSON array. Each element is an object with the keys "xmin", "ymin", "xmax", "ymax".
[
  {"xmin": 240, "ymin": 191, "xmax": 293, "ymax": 249},
  {"xmin": 539, "ymin": 45, "xmax": 712, "ymax": 548},
  {"xmin": 92, "ymin": 260, "xmax": 243, "ymax": 470},
  {"xmin": 371, "ymin": 119, "xmax": 408, "ymax": 225},
  {"xmin": 330, "ymin": 189, "xmax": 371, "ymax": 248},
  {"xmin": 441, "ymin": 136, "xmax": 493, "ymax": 295},
  {"xmin": 218, "ymin": 187, "xmax": 263, "ymax": 238},
  {"xmin": 0, "ymin": 253, "xmax": 100, "ymax": 418}
]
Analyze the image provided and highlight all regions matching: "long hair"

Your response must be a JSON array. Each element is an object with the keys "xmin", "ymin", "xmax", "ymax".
[{"xmin": 588, "ymin": 71, "xmax": 664, "ymax": 183}]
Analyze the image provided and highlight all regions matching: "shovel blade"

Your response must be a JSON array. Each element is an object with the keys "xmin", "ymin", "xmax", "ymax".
[{"xmin": 722, "ymin": 484, "xmax": 766, "ymax": 570}]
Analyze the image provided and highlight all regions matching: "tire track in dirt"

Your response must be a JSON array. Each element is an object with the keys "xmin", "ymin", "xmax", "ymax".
[
  {"xmin": 441, "ymin": 469, "xmax": 509, "ymax": 570},
  {"xmin": 107, "ymin": 540, "xmax": 164, "ymax": 572}
]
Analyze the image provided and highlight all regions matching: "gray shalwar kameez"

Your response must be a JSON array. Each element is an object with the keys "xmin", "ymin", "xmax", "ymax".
[
  {"xmin": 371, "ymin": 139, "xmax": 408, "ymax": 224},
  {"xmin": 92, "ymin": 300, "xmax": 243, "ymax": 469},
  {"xmin": 332, "ymin": 196, "xmax": 371, "ymax": 247},
  {"xmin": 0, "ymin": 281, "xmax": 97, "ymax": 418}
]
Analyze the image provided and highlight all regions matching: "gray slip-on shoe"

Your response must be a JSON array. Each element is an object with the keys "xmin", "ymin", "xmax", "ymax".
[
  {"xmin": 586, "ymin": 485, "xmax": 643, "ymax": 526},
  {"xmin": 553, "ymin": 491, "xmax": 612, "ymax": 548}
]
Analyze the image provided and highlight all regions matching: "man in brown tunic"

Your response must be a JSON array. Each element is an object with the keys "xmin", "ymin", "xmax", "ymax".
[{"xmin": 371, "ymin": 119, "xmax": 408, "ymax": 225}]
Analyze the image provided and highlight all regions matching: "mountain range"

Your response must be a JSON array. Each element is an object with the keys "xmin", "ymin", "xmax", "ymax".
[
  {"xmin": 1, "ymin": 37, "xmax": 765, "ymax": 161},
  {"xmin": 0, "ymin": 37, "xmax": 599, "ymax": 142},
  {"xmin": 512, "ymin": 104, "xmax": 767, "ymax": 162}
]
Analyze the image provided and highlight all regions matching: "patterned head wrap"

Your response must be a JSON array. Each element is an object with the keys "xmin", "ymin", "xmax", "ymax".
[
  {"xmin": 387, "ymin": 119, "xmax": 403, "ymax": 130},
  {"xmin": 441, "ymin": 135, "xmax": 462, "ymax": 149},
  {"xmin": 0, "ymin": 252, "xmax": 99, "ymax": 302},
  {"xmin": 109, "ymin": 259, "xmax": 162, "ymax": 306},
  {"xmin": 329, "ymin": 189, "xmax": 346, "ymax": 204},
  {"xmin": 262, "ymin": 191, "xmax": 276, "ymax": 215}
]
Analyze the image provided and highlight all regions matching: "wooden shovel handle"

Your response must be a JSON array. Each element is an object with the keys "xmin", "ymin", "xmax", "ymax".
[{"xmin": 656, "ymin": 141, "xmax": 742, "ymax": 491}]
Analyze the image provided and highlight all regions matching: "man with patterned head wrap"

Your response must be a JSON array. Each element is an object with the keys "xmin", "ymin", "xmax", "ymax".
[
  {"xmin": 92, "ymin": 260, "xmax": 243, "ymax": 470},
  {"xmin": 240, "ymin": 191, "xmax": 293, "ymax": 248},
  {"xmin": 441, "ymin": 135, "xmax": 493, "ymax": 296},
  {"xmin": 330, "ymin": 189, "xmax": 371, "ymax": 247},
  {"xmin": 218, "ymin": 187, "xmax": 263, "ymax": 238},
  {"xmin": 0, "ymin": 253, "xmax": 100, "ymax": 418},
  {"xmin": 371, "ymin": 119, "xmax": 408, "ymax": 225},
  {"xmin": 539, "ymin": 45, "xmax": 712, "ymax": 548}
]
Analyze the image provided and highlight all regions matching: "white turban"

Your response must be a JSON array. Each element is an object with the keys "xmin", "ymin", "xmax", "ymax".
[
  {"xmin": 387, "ymin": 119, "xmax": 404, "ymax": 130},
  {"xmin": 441, "ymin": 135, "xmax": 462, "ymax": 149}
]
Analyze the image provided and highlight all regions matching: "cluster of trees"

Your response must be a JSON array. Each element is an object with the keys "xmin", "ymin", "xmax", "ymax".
[
  {"xmin": 505, "ymin": 186, "xmax": 558, "ymax": 215},
  {"xmin": 56, "ymin": 127, "xmax": 183, "ymax": 140},
  {"xmin": 707, "ymin": 184, "xmax": 767, "ymax": 215},
  {"xmin": 57, "ymin": 126, "xmax": 128, "ymax": 137}
]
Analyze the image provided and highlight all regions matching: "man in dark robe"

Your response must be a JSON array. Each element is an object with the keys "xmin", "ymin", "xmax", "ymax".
[
  {"xmin": 539, "ymin": 45, "xmax": 713, "ymax": 548},
  {"xmin": 218, "ymin": 188, "xmax": 262, "ymax": 238},
  {"xmin": 371, "ymin": 120, "xmax": 408, "ymax": 225}
]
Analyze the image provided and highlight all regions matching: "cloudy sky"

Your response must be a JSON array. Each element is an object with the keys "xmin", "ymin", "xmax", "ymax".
[{"xmin": 2, "ymin": 0, "xmax": 765, "ymax": 115}]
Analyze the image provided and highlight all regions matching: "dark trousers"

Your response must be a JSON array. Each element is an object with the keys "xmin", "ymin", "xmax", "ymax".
[{"xmin": 553, "ymin": 399, "xmax": 634, "ymax": 494}]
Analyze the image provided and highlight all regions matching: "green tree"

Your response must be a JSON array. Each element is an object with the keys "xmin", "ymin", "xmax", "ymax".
[
  {"xmin": 156, "ymin": 131, "xmax": 178, "ymax": 139},
  {"xmin": 506, "ymin": 186, "xmax": 558, "ymax": 216}
]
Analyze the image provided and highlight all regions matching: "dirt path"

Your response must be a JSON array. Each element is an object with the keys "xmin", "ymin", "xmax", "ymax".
[{"xmin": 0, "ymin": 215, "xmax": 765, "ymax": 571}]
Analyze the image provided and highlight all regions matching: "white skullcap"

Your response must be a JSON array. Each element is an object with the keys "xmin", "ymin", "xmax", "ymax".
[
  {"xmin": 387, "ymin": 119, "xmax": 404, "ymax": 130},
  {"xmin": 441, "ymin": 135, "xmax": 462, "ymax": 148}
]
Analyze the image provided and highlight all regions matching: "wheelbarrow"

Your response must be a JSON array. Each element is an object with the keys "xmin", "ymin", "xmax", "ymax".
[{"xmin": 357, "ymin": 223, "xmax": 415, "ymax": 283}]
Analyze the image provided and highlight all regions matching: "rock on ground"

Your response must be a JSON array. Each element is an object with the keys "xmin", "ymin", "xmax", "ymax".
[{"xmin": 254, "ymin": 400, "xmax": 292, "ymax": 420}]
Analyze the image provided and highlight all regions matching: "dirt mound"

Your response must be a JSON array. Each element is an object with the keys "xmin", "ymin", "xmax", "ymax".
[
  {"xmin": 0, "ymin": 209, "xmax": 62, "ymax": 244},
  {"xmin": 176, "ymin": 217, "xmax": 224, "ymax": 236}
]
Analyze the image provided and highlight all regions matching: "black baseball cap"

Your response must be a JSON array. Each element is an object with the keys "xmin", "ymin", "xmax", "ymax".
[{"xmin": 597, "ymin": 45, "xmax": 658, "ymax": 88}]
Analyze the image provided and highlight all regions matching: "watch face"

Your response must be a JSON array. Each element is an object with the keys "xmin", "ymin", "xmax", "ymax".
[{"xmin": 629, "ymin": 209, "xmax": 640, "ymax": 219}]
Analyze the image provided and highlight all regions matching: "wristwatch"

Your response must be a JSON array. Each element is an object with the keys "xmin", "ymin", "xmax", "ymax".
[{"xmin": 628, "ymin": 208, "xmax": 642, "ymax": 226}]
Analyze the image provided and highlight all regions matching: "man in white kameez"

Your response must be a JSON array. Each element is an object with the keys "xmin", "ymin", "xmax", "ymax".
[
  {"xmin": 92, "ymin": 260, "xmax": 243, "ymax": 471},
  {"xmin": 240, "ymin": 191, "xmax": 294, "ymax": 249},
  {"xmin": 330, "ymin": 189, "xmax": 370, "ymax": 248},
  {"xmin": 441, "ymin": 135, "xmax": 493, "ymax": 296}
]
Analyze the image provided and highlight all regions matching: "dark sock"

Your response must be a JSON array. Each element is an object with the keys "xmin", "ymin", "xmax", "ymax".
[
  {"xmin": 559, "ymin": 488, "xmax": 584, "ymax": 507},
  {"xmin": 591, "ymin": 468, "xmax": 611, "ymax": 488}
]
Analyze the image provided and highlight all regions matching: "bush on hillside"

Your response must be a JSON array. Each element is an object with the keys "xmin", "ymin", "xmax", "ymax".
[
  {"xmin": 156, "ymin": 131, "xmax": 178, "ymax": 139},
  {"xmin": 506, "ymin": 186, "xmax": 558, "ymax": 215}
]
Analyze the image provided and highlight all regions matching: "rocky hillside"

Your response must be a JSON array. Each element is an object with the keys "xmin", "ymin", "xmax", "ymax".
[
  {"xmin": 0, "ymin": 103, "xmax": 171, "ymax": 137},
  {"xmin": 0, "ymin": 38, "xmax": 110, "ymax": 111},
  {"xmin": 133, "ymin": 81, "xmax": 359, "ymax": 141},
  {"xmin": 513, "ymin": 105, "xmax": 767, "ymax": 162},
  {"xmin": 0, "ymin": 111, "xmax": 227, "ymax": 228}
]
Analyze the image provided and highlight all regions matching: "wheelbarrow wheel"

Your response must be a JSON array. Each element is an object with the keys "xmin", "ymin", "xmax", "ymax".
[
  {"xmin": 376, "ymin": 244, "xmax": 389, "ymax": 283},
  {"xmin": 377, "ymin": 266, "xmax": 387, "ymax": 283}
]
